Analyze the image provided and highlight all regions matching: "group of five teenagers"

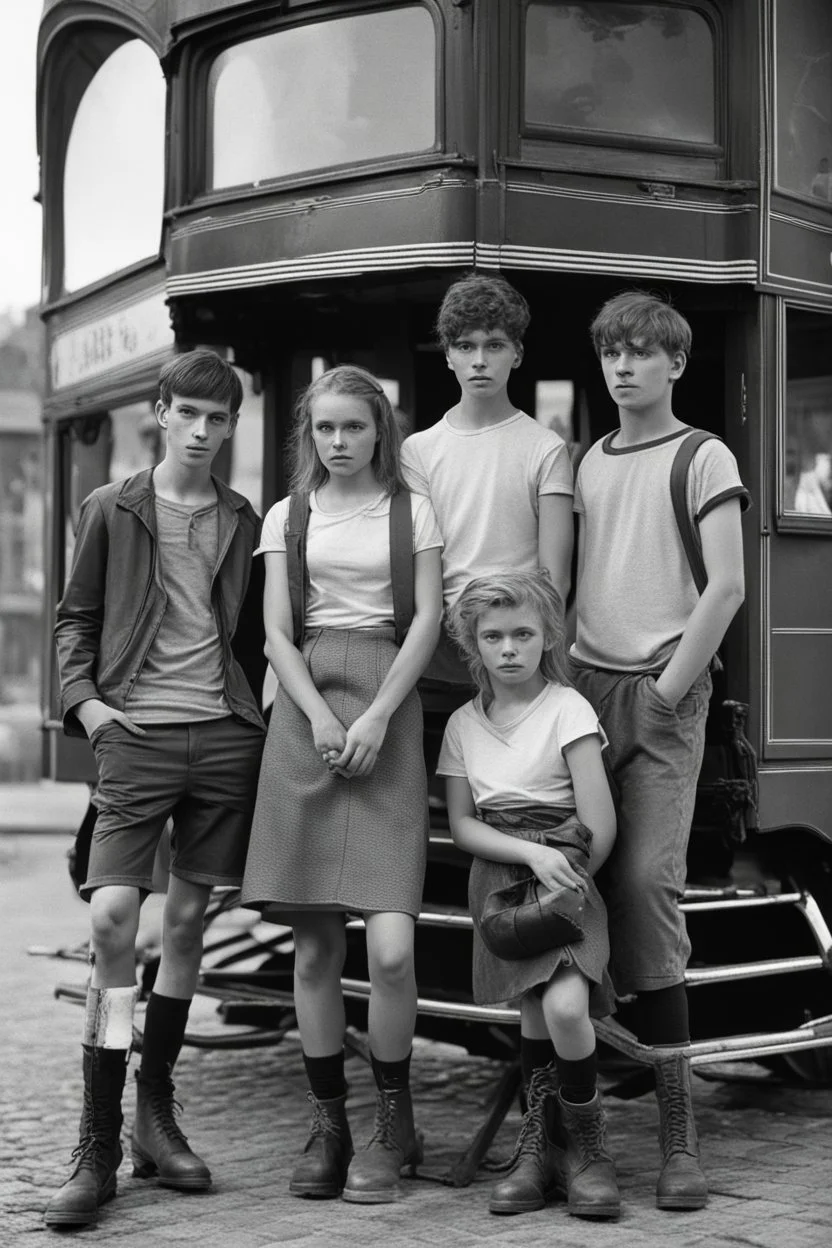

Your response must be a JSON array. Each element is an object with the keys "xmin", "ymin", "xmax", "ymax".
[
  {"xmin": 240, "ymin": 365, "xmax": 444, "ymax": 1203},
  {"xmin": 48, "ymin": 352, "xmax": 267, "ymax": 1227},
  {"xmin": 48, "ymin": 272, "xmax": 747, "ymax": 1229},
  {"xmin": 439, "ymin": 570, "xmax": 620, "ymax": 1218}
]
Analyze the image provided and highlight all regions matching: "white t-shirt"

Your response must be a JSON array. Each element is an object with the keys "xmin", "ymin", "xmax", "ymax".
[
  {"xmin": 401, "ymin": 411, "xmax": 573, "ymax": 610},
  {"xmin": 257, "ymin": 489, "xmax": 442, "ymax": 630},
  {"xmin": 572, "ymin": 428, "xmax": 749, "ymax": 671},
  {"xmin": 437, "ymin": 682, "xmax": 606, "ymax": 810}
]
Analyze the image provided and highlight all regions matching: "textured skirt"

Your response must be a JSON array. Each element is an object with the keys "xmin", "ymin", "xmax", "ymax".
[
  {"xmin": 241, "ymin": 628, "xmax": 429, "ymax": 917},
  {"xmin": 469, "ymin": 805, "xmax": 615, "ymax": 1018}
]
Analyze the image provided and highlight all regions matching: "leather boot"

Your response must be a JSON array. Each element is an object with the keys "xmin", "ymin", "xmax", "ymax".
[
  {"xmin": 489, "ymin": 1063, "xmax": 561, "ymax": 1214},
  {"xmin": 341, "ymin": 1086, "xmax": 423, "ymax": 1203},
  {"xmin": 290, "ymin": 1092, "xmax": 353, "ymax": 1198},
  {"xmin": 556, "ymin": 1090, "xmax": 621, "ymax": 1219},
  {"xmin": 44, "ymin": 1046, "xmax": 127, "ymax": 1227},
  {"xmin": 655, "ymin": 1052, "xmax": 708, "ymax": 1210},
  {"xmin": 131, "ymin": 1067, "xmax": 211, "ymax": 1190}
]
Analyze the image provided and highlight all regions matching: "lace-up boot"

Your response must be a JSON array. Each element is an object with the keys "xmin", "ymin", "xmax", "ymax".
[
  {"xmin": 44, "ymin": 1046, "xmax": 127, "ymax": 1227},
  {"xmin": 341, "ymin": 1086, "xmax": 423, "ymax": 1203},
  {"xmin": 655, "ymin": 1052, "xmax": 707, "ymax": 1209},
  {"xmin": 556, "ymin": 1090, "xmax": 620, "ymax": 1219},
  {"xmin": 131, "ymin": 1066, "xmax": 211, "ymax": 1190},
  {"xmin": 290, "ymin": 1092, "xmax": 353, "ymax": 1198},
  {"xmin": 489, "ymin": 1063, "xmax": 561, "ymax": 1214}
]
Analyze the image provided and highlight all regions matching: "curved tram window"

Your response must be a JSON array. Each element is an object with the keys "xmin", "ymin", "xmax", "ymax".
[
  {"xmin": 783, "ymin": 309, "xmax": 832, "ymax": 520},
  {"xmin": 524, "ymin": 2, "xmax": 715, "ymax": 145},
  {"xmin": 208, "ymin": 5, "xmax": 436, "ymax": 189},
  {"xmin": 775, "ymin": 0, "xmax": 832, "ymax": 203},
  {"xmin": 62, "ymin": 41, "xmax": 165, "ymax": 293}
]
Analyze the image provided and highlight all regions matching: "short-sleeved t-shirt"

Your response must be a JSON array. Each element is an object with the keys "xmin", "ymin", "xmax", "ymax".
[
  {"xmin": 127, "ymin": 497, "xmax": 229, "ymax": 723},
  {"xmin": 437, "ymin": 682, "xmax": 606, "ymax": 810},
  {"xmin": 257, "ymin": 489, "xmax": 442, "ymax": 630},
  {"xmin": 401, "ymin": 411, "xmax": 573, "ymax": 610},
  {"xmin": 572, "ymin": 427, "xmax": 749, "ymax": 672}
]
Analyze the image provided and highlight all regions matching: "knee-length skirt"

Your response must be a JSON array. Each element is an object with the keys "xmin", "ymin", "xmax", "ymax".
[
  {"xmin": 240, "ymin": 627, "xmax": 429, "ymax": 917},
  {"xmin": 469, "ymin": 805, "xmax": 615, "ymax": 1018}
]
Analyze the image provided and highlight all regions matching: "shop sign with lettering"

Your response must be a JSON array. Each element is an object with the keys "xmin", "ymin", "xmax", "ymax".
[{"xmin": 50, "ymin": 293, "xmax": 174, "ymax": 391}]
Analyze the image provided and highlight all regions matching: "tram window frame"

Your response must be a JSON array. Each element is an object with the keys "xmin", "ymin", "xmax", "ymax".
[
  {"xmin": 39, "ymin": 24, "xmax": 167, "ymax": 306},
  {"xmin": 186, "ymin": 0, "xmax": 445, "ymax": 204},
  {"xmin": 772, "ymin": 0, "xmax": 832, "ymax": 211},
  {"xmin": 509, "ymin": 0, "xmax": 725, "ymax": 181},
  {"xmin": 776, "ymin": 302, "xmax": 832, "ymax": 535}
]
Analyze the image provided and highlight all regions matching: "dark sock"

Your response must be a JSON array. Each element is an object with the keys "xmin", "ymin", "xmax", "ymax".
[
  {"xmin": 371, "ymin": 1051, "xmax": 411, "ymax": 1094},
  {"xmin": 303, "ymin": 1050, "xmax": 347, "ymax": 1101},
  {"xmin": 555, "ymin": 1050, "xmax": 598, "ymax": 1105},
  {"xmin": 139, "ymin": 993, "xmax": 191, "ymax": 1080},
  {"xmin": 520, "ymin": 1035, "xmax": 556, "ymax": 1086},
  {"xmin": 634, "ymin": 985, "xmax": 690, "ymax": 1046}
]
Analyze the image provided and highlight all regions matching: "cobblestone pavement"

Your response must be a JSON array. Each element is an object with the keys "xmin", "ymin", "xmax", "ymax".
[{"xmin": 3, "ymin": 832, "xmax": 832, "ymax": 1247}]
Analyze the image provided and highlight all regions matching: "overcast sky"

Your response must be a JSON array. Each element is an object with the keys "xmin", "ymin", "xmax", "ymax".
[{"xmin": 1, "ymin": 5, "xmax": 44, "ymax": 317}]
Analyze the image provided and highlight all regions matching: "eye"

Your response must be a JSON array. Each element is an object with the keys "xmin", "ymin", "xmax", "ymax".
[
  {"xmin": 315, "ymin": 423, "xmax": 333, "ymax": 433},
  {"xmin": 348, "ymin": 423, "xmax": 366, "ymax": 432}
]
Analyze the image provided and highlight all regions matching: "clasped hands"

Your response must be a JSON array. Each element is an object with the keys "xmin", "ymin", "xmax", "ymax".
[{"xmin": 311, "ymin": 708, "xmax": 389, "ymax": 779}]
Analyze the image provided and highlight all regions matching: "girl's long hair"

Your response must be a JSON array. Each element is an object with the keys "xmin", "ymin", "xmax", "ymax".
[
  {"xmin": 287, "ymin": 365, "xmax": 406, "ymax": 496},
  {"xmin": 448, "ymin": 569, "xmax": 573, "ymax": 700}
]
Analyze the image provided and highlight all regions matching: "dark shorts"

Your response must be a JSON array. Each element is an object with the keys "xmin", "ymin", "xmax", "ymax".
[{"xmin": 83, "ymin": 717, "xmax": 265, "ymax": 899}]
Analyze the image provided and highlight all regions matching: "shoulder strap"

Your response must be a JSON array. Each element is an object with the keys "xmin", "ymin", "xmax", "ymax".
[
  {"xmin": 670, "ymin": 430, "xmax": 721, "ymax": 596},
  {"xmin": 389, "ymin": 490, "xmax": 415, "ymax": 647},
  {"xmin": 284, "ymin": 492, "xmax": 311, "ymax": 647}
]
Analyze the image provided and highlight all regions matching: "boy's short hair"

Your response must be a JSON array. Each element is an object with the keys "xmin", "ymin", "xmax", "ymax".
[
  {"xmin": 158, "ymin": 350, "xmax": 244, "ymax": 414},
  {"xmin": 436, "ymin": 273, "xmax": 531, "ymax": 350},
  {"xmin": 589, "ymin": 291, "xmax": 692, "ymax": 358}
]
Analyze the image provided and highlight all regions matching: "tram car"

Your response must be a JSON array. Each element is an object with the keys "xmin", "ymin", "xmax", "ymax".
[{"xmin": 36, "ymin": 0, "xmax": 832, "ymax": 1079}]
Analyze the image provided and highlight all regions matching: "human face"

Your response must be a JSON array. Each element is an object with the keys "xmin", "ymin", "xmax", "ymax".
[
  {"xmin": 310, "ymin": 391, "xmax": 378, "ymax": 483},
  {"xmin": 476, "ymin": 605, "xmax": 548, "ymax": 695},
  {"xmin": 446, "ymin": 328, "xmax": 521, "ymax": 399},
  {"xmin": 600, "ymin": 339, "xmax": 685, "ymax": 416},
  {"xmin": 156, "ymin": 393, "xmax": 237, "ymax": 466}
]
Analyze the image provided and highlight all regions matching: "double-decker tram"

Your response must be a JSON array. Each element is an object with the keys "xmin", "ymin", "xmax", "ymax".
[{"xmin": 37, "ymin": 0, "xmax": 832, "ymax": 1084}]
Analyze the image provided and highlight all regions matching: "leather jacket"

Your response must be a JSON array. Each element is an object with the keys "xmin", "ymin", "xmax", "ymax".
[{"xmin": 55, "ymin": 469, "xmax": 266, "ymax": 736}]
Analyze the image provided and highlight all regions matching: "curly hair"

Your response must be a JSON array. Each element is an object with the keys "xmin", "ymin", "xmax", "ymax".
[
  {"xmin": 158, "ymin": 350, "xmax": 244, "ymax": 414},
  {"xmin": 287, "ymin": 364, "xmax": 405, "ymax": 496},
  {"xmin": 436, "ymin": 273, "xmax": 531, "ymax": 350},
  {"xmin": 589, "ymin": 290, "xmax": 692, "ymax": 359},
  {"xmin": 448, "ymin": 569, "xmax": 572, "ymax": 699}
]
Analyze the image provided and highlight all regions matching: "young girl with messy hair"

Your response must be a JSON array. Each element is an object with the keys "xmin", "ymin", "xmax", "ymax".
[
  {"xmin": 241, "ymin": 365, "xmax": 443, "ymax": 1204},
  {"xmin": 438, "ymin": 570, "xmax": 620, "ymax": 1221}
]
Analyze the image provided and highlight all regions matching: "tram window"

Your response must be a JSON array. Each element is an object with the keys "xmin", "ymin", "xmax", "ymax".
[
  {"xmin": 524, "ymin": 3, "xmax": 715, "ymax": 146},
  {"xmin": 207, "ymin": 6, "xmax": 436, "ymax": 189},
  {"xmin": 775, "ymin": 0, "xmax": 832, "ymax": 204},
  {"xmin": 782, "ymin": 309, "xmax": 832, "ymax": 522},
  {"xmin": 227, "ymin": 368, "xmax": 264, "ymax": 514},
  {"xmin": 63, "ymin": 41, "xmax": 165, "ymax": 292},
  {"xmin": 535, "ymin": 380, "xmax": 575, "ymax": 444},
  {"xmin": 61, "ymin": 404, "xmax": 162, "ymax": 586}
]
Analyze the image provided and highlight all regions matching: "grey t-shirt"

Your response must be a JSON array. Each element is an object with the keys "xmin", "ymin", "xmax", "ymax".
[
  {"xmin": 126, "ymin": 496, "xmax": 230, "ymax": 723},
  {"xmin": 572, "ymin": 428, "xmax": 749, "ymax": 672}
]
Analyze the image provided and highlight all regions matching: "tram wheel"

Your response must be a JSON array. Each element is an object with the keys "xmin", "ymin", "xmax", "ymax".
[{"xmin": 762, "ymin": 1050, "xmax": 832, "ymax": 1087}]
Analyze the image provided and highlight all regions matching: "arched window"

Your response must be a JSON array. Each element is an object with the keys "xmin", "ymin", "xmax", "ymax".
[{"xmin": 63, "ymin": 40, "xmax": 165, "ymax": 292}]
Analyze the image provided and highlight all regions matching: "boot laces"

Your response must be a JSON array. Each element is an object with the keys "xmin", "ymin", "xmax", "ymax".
[
  {"xmin": 69, "ymin": 1133, "xmax": 106, "ymax": 1173},
  {"xmin": 658, "ymin": 1067, "xmax": 692, "ymax": 1156},
  {"xmin": 367, "ymin": 1090, "xmax": 401, "ymax": 1153},
  {"xmin": 69, "ymin": 1088, "xmax": 118, "ymax": 1172},
  {"xmin": 487, "ymin": 1067, "xmax": 555, "ymax": 1173},
  {"xmin": 565, "ymin": 1103, "xmax": 608, "ymax": 1161},
  {"xmin": 143, "ymin": 1075, "xmax": 189, "ymax": 1145},
  {"xmin": 306, "ymin": 1092, "xmax": 343, "ymax": 1141}
]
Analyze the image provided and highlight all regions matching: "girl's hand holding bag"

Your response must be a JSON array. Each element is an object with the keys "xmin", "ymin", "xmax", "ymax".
[{"xmin": 476, "ymin": 815, "xmax": 593, "ymax": 960}]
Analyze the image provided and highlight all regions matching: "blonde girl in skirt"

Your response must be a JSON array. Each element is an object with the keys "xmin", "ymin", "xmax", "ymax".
[
  {"xmin": 241, "ymin": 366, "xmax": 442, "ymax": 1204},
  {"xmin": 437, "ymin": 570, "xmax": 620, "ymax": 1220}
]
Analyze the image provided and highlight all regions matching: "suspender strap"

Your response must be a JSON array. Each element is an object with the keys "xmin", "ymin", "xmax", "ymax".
[
  {"xmin": 669, "ymin": 430, "xmax": 720, "ymax": 596},
  {"xmin": 389, "ymin": 489, "xmax": 415, "ymax": 647},
  {"xmin": 284, "ymin": 489, "xmax": 415, "ymax": 648},
  {"xmin": 285, "ymin": 491, "xmax": 311, "ymax": 648}
]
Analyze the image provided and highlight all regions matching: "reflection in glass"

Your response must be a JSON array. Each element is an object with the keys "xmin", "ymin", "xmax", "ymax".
[
  {"xmin": 525, "ymin": 3, "xmax": 714, "ymax": 144},
  {"xmin": 63, "ymin": 41, "xmax": 165, "ymax": 292},
  {"xmin": 784, "ymin": 310, "xmax": 832, "ymax": 516},
  {"xmin": 208, "ymin": 6, "xmax": 435, "ymax": 188},
  {"xmin": 776, "ymin": 0, "xmax": 832, "ymax": 202}
]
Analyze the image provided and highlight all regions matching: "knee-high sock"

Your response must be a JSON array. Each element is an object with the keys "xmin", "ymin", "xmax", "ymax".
[{"xmin": 138, "ymin": 992, "xmax": 191, "ymax": 1079}]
